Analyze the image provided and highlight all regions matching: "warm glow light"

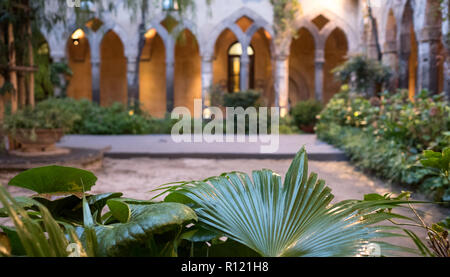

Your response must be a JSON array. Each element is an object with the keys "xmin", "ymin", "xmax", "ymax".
[
  {"xmin": 71, "ymin": 28, "xmax": 84, "ymax": 40},
  {"xmin": 144, "ymin": 28, "xmax": 157, "ymax": 39},
  {"xmin": 228, "ymin": 42, "xmax": 254, "ymax": 56},
  {"xmin": 264, "ymin": 30, "xmax": 271, "ymax": 40}
]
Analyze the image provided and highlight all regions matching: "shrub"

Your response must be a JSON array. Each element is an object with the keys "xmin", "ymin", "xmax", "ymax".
[
  {"xmin": 3, "ymin": 98, "xmax": 80, "ymax": 134},
  {"xmin": 291, "ymin": 99, "xmax": 323, "ymax": 132},
  {"xmin": 223, "ymin": 90, "xmax": 261, "ymax": 109},
  {"xmin": 316, "ymin": 89, "xmax": 450, "ymax": 202},
  {"xmin": 332, "ymin": 55, "xmax": 392, "ymax": 96}
]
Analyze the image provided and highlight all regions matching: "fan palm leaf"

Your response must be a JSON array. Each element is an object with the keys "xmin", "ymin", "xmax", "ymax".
[{"xmin": 155, "ymin": 147, "xmax": 417, "ymax": 257}]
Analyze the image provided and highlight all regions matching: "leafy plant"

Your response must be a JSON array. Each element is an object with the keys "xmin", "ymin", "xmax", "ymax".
[
  {"xmin": 0, "ymin": 186, "xmax": 87, "ymax": 257},
  {"xmin": 1, "ymin": 165, "xmax": 198, "ymax": 257},
  {"xmin": 333, "ymin": 55, "xmax": 392, "ymax": 96},
  {"xmin": 2, "ymin": 98, "xmax": 81, "ymax": 136},
  {"xmin": 154, "ymin": 147, "xmax": 421, "ymax": 257},
  {"xmin": 291, "ymin": 99, "xmax": 323, "ymax": 132},
  {"xmin": 223, "ymin": 90, "xmax": 261, "ymax": 109}
]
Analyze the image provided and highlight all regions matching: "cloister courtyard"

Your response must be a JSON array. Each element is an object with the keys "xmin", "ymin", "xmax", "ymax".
[{"xmin": 0, "ymin": 0, "xmax": 449, "ymax": 259}]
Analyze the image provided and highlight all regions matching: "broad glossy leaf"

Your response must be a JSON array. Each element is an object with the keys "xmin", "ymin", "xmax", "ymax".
[
  {"xmin": 107, "ymin": 199, "xmax": 131, "ymax": 223},
  {"xmin": 79, "ymin": 202, "xmax": 197, "ymax": 256},
  {"xmin": 32, "ymin": 192, "xmax": 123, "ymax": 224},
  {"xmin": 8, "ymin": 166, "xmax": 97, "ymax": 194}
]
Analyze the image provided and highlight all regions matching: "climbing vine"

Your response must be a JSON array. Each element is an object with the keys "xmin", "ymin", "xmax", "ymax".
[{"xmin": 270, "ymin": 0, "xmax": 302, "ymax": 48}]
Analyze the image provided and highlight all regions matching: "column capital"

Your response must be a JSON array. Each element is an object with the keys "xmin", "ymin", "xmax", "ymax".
[
  {"xmin": 315, "ymin": 49, "xmax": 325, "ymax": 64},
  {"xmin": 420, "ymin": 26, "xmax": 442, "ymax": 42},
  {"xmin": 383, "ymin": 41, "xmax": 397, "ymax": 54}
]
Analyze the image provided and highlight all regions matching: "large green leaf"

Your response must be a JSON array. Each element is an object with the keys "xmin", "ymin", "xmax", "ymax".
[
  {"xmin": 78, "ymin": 202, "xmax": 197, "ymax": 256},
  {"xmin": 8, "ymin": 166, "xmax": 97, "ymax": 194},
  {"xmin": 156, "ymin": 147, "xmax": 417, "ymax": 257}
]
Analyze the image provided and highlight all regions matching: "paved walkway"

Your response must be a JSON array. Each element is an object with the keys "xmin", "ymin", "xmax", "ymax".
[{"xmin": 56, "ymin": 134, "xmax": 346, "ymax": 160}]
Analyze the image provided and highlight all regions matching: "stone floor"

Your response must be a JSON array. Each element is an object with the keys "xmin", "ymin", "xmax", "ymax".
[{"xmin": 56, "ymin": 134, "xmax": 346, "ymax": 160}]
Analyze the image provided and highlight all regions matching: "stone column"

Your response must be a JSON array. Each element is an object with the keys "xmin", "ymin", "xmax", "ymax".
[
  {"xmin": 382, "ymin": 41, "xmax": 398, "ymax": 89},
  {"xmin": 166, "ymin": 56, "xmax": 175, "ymax": 113},
  {"xmin": 274, "ymin": 55, "xmax": 289, "ymax": 117},
  {"xmin": 418, "ymin": 26, "xmax": 442, "ymax": 94},
  {"xmin": 127, "ymin": 56, "xmax": 139, "ymax": 105},
  {"xmin": 52, "ymin": 54, "xmax": 67, "ymax": 98},
  {"xmin": 240, "ymin": 52, "xmax": 250, "ymax": 91},
  {"xmin": 91, "ymin": 57, "xmax": 101, "ymax": 104},
  {"xmin": 201, "ymin": 55, "xmax": 214, "ymax": 107},
  {"xmin": 398, "ymin": 33, "xmax": 411, "ymax": 89},
  {"xmin": 314, "ymin": 49, "xmax": 325, "ymax": 102}
]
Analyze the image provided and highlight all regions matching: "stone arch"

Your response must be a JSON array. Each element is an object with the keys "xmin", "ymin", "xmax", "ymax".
[
  {"xmin": 99, "ymin": 30, "xmax": 128, "ymax": 106},
  {"xmin": 212, "ymin": 28, "xmax": 239, "ymax": 91},
  {"xmin": 289, "ymin": 27, "xmax": 316, "ymax": 105},
  {"xmin": 66, "ymin": 27, "xmax": 93, "ymax": 101},
  {"xmin": 250, "ymin": 27, "xmax": 274, "ymax": 105},
  {"xmin": 174, "ymin": 29, "xmax": 202, "ymax": 113},
  {"xmin": 204, "ymin": 7, "xmax": 275, "ymax": 58},
  {"xmin": 139, "ymin": 27, "xmax": 167, "ymax": 117},
  {"xmin": 324, "ymin": 27, "xmax": 349, "ymax": 103},
  {"xmin": 399, "ymin": 0, "xmax": 418, "ymax": 98},
  {"xmin": 304, "ymin": 9, "xmax": 358, "ymax": 53}
]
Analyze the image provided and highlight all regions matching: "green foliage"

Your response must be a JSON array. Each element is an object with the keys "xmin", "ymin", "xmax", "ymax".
[
  {"xmin": 223, "ymin": 90, "xmax": 261, "ymax": 109},
  {"xmin": 154, "ymin": 147, "xmax": 420, "ymax": 257},
  {"xmin": 270, "ymin": 0, "xmax": 302, "ymax": 45},
  {"xmin": 332, "ymin": 55, "xmax": 392, "ymax": 96},
  {"xmin": 316, "ymin": 124, "xmax": 450, "ymax": 202},
  {"xmin": 291, "ymin": 99, "xmax": 323, "ymax": 130},
  {"xmin": 0, "ymin": 149, "xmax": 440, "ymax": 257},
  {"xmin": 0, "ymin": 164, "xmax": 197, "ymax": 257},
  {"xmin": 8, "ymin": 165, "xmax": 97, "ymax": 194},
  {"xmin": 0, "ymin": 186, "xmax": 87, "ymax": 257},
  {"xmin": 2, "ymin": 98, "xmax": 81, "ymax": 134}
]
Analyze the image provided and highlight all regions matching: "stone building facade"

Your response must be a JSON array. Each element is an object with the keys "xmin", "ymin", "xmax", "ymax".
[{"xmin": 41, "ymin": 0, "xmax": 449, "ymax": 117}]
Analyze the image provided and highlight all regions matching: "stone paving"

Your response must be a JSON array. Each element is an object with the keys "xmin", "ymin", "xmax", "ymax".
[{"xmin": 56, "ymin": 134, "xmax": 346, "ymax": 160}]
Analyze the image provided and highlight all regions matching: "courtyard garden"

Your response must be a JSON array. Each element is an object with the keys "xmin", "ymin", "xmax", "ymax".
[{"xmin": 0, "ymin": 0, "xmax": 449, "ymax": 261}]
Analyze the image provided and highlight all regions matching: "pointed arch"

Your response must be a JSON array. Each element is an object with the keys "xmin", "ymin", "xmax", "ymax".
[
  {"xmin": 100, "ymin": 30, "xmax": 127, "ymax": 106},
  {"xmin": 289, "ymin": 27, "xmax": 316, "ymax": 105},
  {"xmin": 174, "ymin": 29, "xmax": 202, "ymax": 113},
  {"xmin": 324, "ymin": 27, "xmax": 348, "ymax": 103}
]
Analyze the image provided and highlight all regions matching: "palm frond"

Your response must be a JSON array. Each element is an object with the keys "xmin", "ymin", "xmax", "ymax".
[{"xmin": 156, "ymin": 147, "xmax": 419, "ymax": 257}]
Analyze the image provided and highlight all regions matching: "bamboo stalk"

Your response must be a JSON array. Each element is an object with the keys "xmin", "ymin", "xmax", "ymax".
[
  {"xmin": 8, "ymin": 23, "xmax": 18, "ymax": 114},
  {"xmin": 27, "ymin": 17, "xmax": 35, "ymax": 108},
  {"xmin": 18, "ymin": 73, "xmax": 26, "ymax": 107}
]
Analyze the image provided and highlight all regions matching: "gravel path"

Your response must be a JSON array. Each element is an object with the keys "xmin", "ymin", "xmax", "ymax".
[{"xmin": 1, "ymin": 158, "xmax": 449, "ymax": 256}]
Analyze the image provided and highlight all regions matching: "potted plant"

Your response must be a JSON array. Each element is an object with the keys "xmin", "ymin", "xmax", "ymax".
[
  {"xmin": 3, "ymin": 98, "xmax": 79, "ymax": 153},
  {"xmin": 291, "ymin": 99, "xmax": 323, "ymax": 133}
]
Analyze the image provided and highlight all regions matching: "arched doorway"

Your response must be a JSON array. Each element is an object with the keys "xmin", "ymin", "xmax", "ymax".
[
  {"xmin": 399, "ymin": 1, "xmax": 418, "ymax": 98},
  {"xmin": 324, "ymin": 28, "xmax": 348, "ymax": 103},
  {"xmin": 174, "ymin": 29, "xmax": 201, "ymax": 113},
  {"xmin": 227, "ymin": 41, "xmax": 255, "ymax": 93},
  {"xmin": 289, "ymin": 27, "xmax": 315, "ymax": 105},
  {"xmin": 139, "ymin": 28, "xmax": 166, "ymax": 117},
  {"xmin": 213, "ymin": 29, "xmax": 239, "ymax": 92},
  {"xmin": 100, "ymin": 30, "xmax": 127, "ymax": 106},
  {"xmin": 250, "ymin": 28, "xmax": 273, "ymax": 105},
  {"xmin": 66, "ymin": 28, "xmax": 92, "ymax": 101}
]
